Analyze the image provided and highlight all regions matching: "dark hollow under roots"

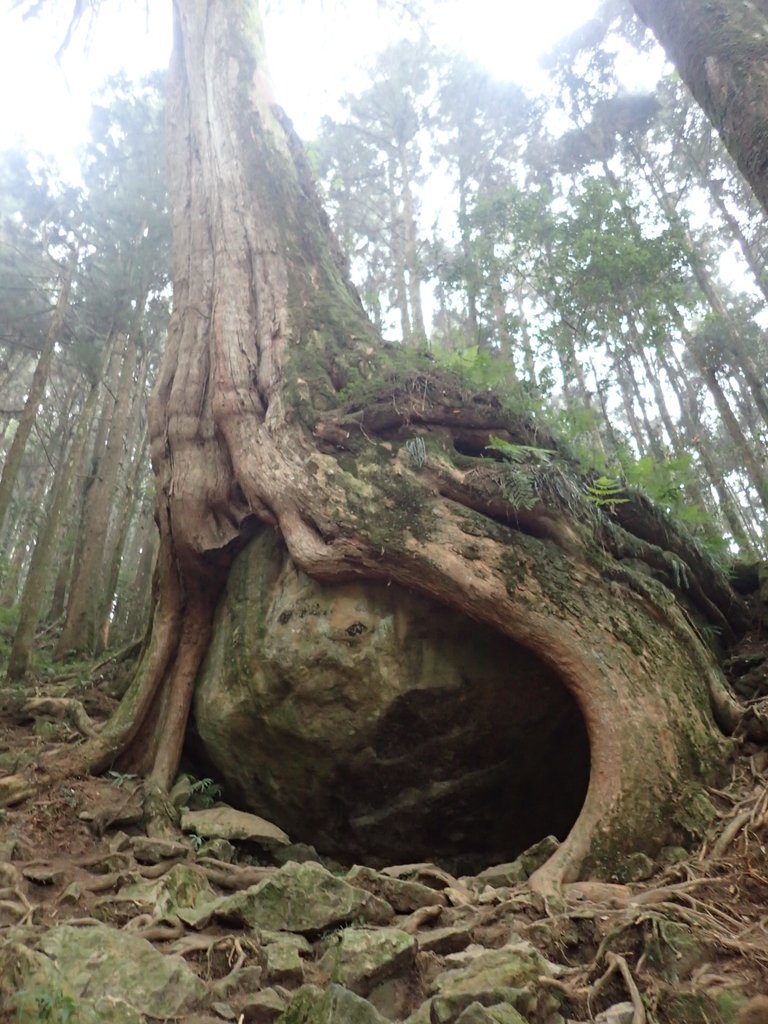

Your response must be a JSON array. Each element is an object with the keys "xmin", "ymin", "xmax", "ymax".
[
  {"xmin": 188, "ymin": 624, "xmax": 591, "ymax": 877},
  {"xmin": 321, "ymin": 659, "xmax": 591, "ymax": 875}
]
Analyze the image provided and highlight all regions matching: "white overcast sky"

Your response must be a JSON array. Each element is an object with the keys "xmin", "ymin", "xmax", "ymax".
[{"xmin": 0, "ymin": 0, "xmax": 634, "ymax": 177}]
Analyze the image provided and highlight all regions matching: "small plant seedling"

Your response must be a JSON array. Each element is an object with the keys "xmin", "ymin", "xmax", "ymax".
[
  {"xmin": 188, "ymin": 776, "xmax": 223, "ymax": 808},
  {"xmin": 106, "ymin": 770, "xmax": 138, "ymax": 788}
]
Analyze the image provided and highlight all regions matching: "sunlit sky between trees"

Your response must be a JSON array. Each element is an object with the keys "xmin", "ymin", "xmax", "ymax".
[{"xmin": 0, "ymin": 0, "xmax": 663, "ymax": 178}]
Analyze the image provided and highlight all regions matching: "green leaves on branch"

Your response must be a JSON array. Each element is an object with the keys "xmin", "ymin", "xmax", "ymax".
[{"xmin": 188, "ymin": 776, "xmax": 222, "ymax": 809}]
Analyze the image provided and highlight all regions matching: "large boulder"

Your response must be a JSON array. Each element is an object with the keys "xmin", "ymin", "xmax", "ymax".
[{"xmin": 193, "ymin": 532, "xmax": 590, "ymax": 872}]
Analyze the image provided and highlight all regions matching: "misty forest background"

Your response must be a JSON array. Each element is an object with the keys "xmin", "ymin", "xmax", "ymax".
[{"xmin": 1, "ymin": 2, "xmax": 767, "ymax": 681}]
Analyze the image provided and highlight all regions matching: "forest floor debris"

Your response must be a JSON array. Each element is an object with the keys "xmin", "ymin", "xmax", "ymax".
[{"xmin": 1, "ymin": 669, "xmax": 768, "ymax": 1023}]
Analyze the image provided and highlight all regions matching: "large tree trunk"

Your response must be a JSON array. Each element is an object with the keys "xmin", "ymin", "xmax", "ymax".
[
  {"xmin": 631, "ymin": 0, "xmax": 768, "ymax": 215},
  {"xmin": 0, "ymin": 0, "xmax": 750, "ymax": 889}
]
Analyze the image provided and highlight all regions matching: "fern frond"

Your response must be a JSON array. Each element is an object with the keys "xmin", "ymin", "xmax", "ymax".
[
  {"xmin": 486, "ymin": 436, "xmax": 556, "ymax": 464},
  {"xmin": 493, "ymin": 466, "xmax": 538, "ymax": 510},
  {"xmin": 585, "ymin": 475, "xmax": 628, "ymax": 507}
]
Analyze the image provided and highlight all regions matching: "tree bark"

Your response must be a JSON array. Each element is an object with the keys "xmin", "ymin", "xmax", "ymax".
[{"xmin": 631, "ymin": 0, "xmax": 768, "ymax": 215}]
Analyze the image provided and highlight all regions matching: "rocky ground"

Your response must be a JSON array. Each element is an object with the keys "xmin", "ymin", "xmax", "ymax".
[{"xmin": 1, "ymin": 657, "xmax": 768, "ymax": 1024}]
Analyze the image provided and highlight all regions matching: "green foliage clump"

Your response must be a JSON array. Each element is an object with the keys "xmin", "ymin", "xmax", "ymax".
[
  {"xmin": 484, "ymin": 435, "xmax": 592, "ymax": 522},
  {"xmin": 485, "ymin": 437, "xmax": 555, "ymax": 464},
  {"xmin": 0, "ymin": 605, "xmax": 20, "ymax": 660},
  {"xmin": 10, "ymin": 987, "xmax": 93, "ymax": 1024},
  {"xmin": 188, "ymin": 776, "xmax": 223, "ymax": 809}
]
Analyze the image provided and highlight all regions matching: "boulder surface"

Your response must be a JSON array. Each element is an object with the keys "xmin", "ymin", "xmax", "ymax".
[{"xmin": 194, "ymin": 533, "xmax": 590, "ymax": 871}]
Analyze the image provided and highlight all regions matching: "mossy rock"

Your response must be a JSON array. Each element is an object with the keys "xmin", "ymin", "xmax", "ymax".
[
  {"xmin": 178, "ymin": 860, "xmax": 392, "ymax": 933},
  {"xmin": 278, "ymin": 983, "xmax": 389, "ymax": 1024}
]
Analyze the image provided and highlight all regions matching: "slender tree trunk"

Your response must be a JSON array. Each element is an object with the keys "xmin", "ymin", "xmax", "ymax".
[
  {"xmin": 46, "ymin": 538, "xmax": 74, "ymax": 625},
  {"xmin": 97, "ymin": 422, "xmax": 150, "ymax": 653},
  {"xmin": 61, "ymin": 329, "xmax": 125, "ymax": 604},
  {"xmin": 621, "ymin": 314, "xmax": 716, "ymax": 522},
  {"xmin": 702, "ymin": 165, "xmax": 768, "ymax": 303},
  {"xmin": 93, "ymin": 344, "xmax": 151, "ymax": 649},
  {"xmin": 611, "ymin": 353, "xmax": 651, "ymax": 456},
  {"xmin": 457, "ymin": 160, "xmax": 481, "ymax": 349},
  {"xmin": 654, "ymin": 347, "xmax": 752, "ymax": 547},
  {"xmin": 6, "ymin": 383, "xmax": 100, "ymax": 681},
  {"xmin": 634, "ymin": 346, "xmax": 679, "ymax": 452},
  {"xmin": 398, "ymin": 142, "xmax": 426, "ymax": 345},
  {"xmin": 630, "ymin": 0, "xmax": 768, "ymax": 215},
  {"xmin": 730, "ymin": 480, "xmax": 766, "ymax": 555},
  {"xmin": 512, "ymin": 281, "xmax": 538, "ymax": 388},
  {"xmin": 557, "ymin": 343, "xmax": 610, "ymax": 459},
  {"xmin": 487, "ymin": 264, "xmax": 515, "ymax": 361},
  {"xmin": 623, "ymin": 346, "xmax": 666, "ymax": 460},
  {"xmin": 0, "ymin": 539, "xmax": 29, "ymax": 609},
  {"xmin": 56, "ymin": 335, "xmax": 141, "ymax": 657},
  {"xmin": 673, "ymin": 315, "xmax": 768, "ymax": 514},
  {"xmin": 88, "ymin": 329, "xmax": 124, "ymax": 470},
  {"xmin": 0, "ymin": 463, "xmax": 51, "ymax": 607},
  {"xmin": 558, "ymin": 336, "xmax": 592, "ymax": 408},
  {"xmin": 0, "ymin": 255, "xmax": 74, "ymax": 537},
  {"xmin": 386, "ymin": 158, "xmax": 411, "ymax": 343},
  {"xmin": 112, "ymin": 499, "xmax": 157, "ymax": 645},
  {"xmin": 645, "ymin": 156, "xmax": 768, "ymax": 431}
]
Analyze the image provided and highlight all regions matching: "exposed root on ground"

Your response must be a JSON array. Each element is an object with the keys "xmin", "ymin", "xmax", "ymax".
[
  {"xmin": 22, "ymin": 697, "xmax": 99, "ymax": 738},
  {"xmin": 1, "ymin": 756, "xmax": 767, "ymax": 1022}
]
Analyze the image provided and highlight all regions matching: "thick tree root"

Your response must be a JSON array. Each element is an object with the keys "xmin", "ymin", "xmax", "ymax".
[
  {"xmin": 0, "ymin": 772, "xmax": 40, "ymax": 808},
  {"xmin": 605, "ymin": 952, "xmax": 647, "ymax": 1024},
  {"xmin": 22, "ymin": 697, "xmax": 99, "ymax": 738},
  {"xmin": 143, "ymin": 780, "xmax": 181, "ymax": 838}
]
